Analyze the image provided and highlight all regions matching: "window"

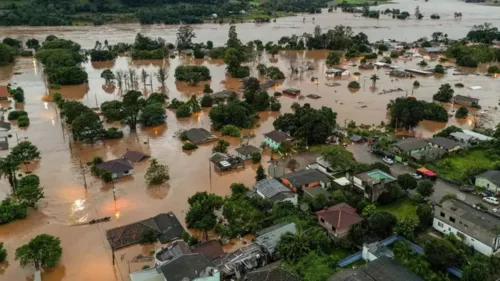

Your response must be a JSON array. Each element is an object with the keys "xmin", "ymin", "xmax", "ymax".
[
  {"xmin": 320, "ymin": 218, "xmax": 325, "ymax": 223},
  {"xmin": 457, "ymin": 232, "xmax": 466, "ymax": 240},
  {"xmin": 331, "ymin": 225, "xmax": 336, "ymax": 231},
  {"xmin": 464, "ymin": 223, "xmax": 468, "ymax": 228},
  {"xmin": 440, "ymin": 212, "xmax": 445, "ymax": 218},
  {"xmin": 449, "ymin": 216, "xmax": 456, "ymax": 223},
  {"xmin": 437, "ymin": 222, "xmax": 444, "ymax": 227},
  {"xmin": 305, "ymin": 183, "xmax": 309, "ymax": 188}
]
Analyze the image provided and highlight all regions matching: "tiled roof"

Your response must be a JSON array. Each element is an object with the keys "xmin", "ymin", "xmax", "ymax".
[
  {"xmin": 316, "ymin": 203, "xmax": 363, "ymax": 230},
  {"xmin": 264, "ymin": 130, "xmax": 291, "ymax": 143},
  {"xmin": 96, "ymin": 159, "xmax": 133, "ymax": 174}
]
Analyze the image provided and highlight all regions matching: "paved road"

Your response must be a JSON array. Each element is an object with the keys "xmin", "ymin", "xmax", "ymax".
[{"xmin": 346, "ymin": 143, "xmax": 490, "ymax": 210}]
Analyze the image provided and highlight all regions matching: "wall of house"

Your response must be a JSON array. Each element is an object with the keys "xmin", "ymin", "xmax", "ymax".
[
  {"xmin": 427, "ymin": 143, "xmax": 460, "ymax": 153},
  {"xmin": 317, "ymin": 217, "xmax": 351, "ymax": 239},
  {"xmin": 475, "ymin": 177, "xmax": 500, "ymax": 194},
  {"xmin": 433, "ymin": 218, "xmax": 499, "ymax": 256},
  {"xmin": 262, "ymin": 137, "xmax": 280, "ymax": 151},
  {"xmin": 282, "ymin": 195, "xmax": 298, "ymax": 206},
  {"xmin": 112, "ymin": 169, "xmax": 133, "ymax": 179}
]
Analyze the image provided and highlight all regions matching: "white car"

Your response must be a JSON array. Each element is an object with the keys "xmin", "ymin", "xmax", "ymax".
[
  {"xmin": 382, "ymin": 157, "xmax": 394, "ymax": 165},
  {"xmin": 411, "ymin": 173, "xmax": 422, "ymax": 180},
  {"xmin": 483, "ymin": 197, "xmax": 499, "ymax": 205}
]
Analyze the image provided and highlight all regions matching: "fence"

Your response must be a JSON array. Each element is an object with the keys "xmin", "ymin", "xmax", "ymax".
[{"xmin": 336, "ymin": 234, "xmax": 463, "ymax": 279}]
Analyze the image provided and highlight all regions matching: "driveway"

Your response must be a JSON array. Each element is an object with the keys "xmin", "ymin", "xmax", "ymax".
[{"xmin": 346, "ymin": 143, "xmax": 490, "ymax": 210}]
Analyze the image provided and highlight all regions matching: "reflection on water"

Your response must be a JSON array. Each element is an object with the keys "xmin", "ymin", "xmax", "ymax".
[{"xmin": 1, "ymin": 4, "xmax": 500, "ymax": 280}]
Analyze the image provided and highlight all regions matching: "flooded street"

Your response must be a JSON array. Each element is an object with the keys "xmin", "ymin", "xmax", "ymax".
[{"xmin": 1, "ymin": 0, "xmax": 500, "ymax": 280}]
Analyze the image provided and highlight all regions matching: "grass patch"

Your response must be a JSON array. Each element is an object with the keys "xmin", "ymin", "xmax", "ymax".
[
  {"xmin": 427, "ymin": 149, "xmax": 495, "ymax": 182},
  {"xmin": 330, "ymin": 248, "xmax": 352, "ymax": 259},
  {"xmin": 378, "ymin": 199, "xmax": 418, "ymax": 221}
]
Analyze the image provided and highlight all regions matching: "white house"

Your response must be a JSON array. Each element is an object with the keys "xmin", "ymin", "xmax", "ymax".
[
  {"xmin": 432, "ymin": 198, "xmax": 500, "ymax": 256},
  {"xmin": 475, "ymin": 170, "xmax": 500, "ymax": 194}
]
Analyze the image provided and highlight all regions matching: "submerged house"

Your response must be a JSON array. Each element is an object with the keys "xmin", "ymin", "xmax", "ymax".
[
  {"xmin": 210, "ymin": 153, "xmax": 244, "ymax": 172},
  {"xmin": 122, "ymin": 150, "xmax": 150, "ymax": 163},
  {"xmin": 255, "ymin": 222, "xmax": 297, "ymax": 259},
  {"xmin": 96, "ymin": 159, "xmax": 134, "ymax": 179},
  {"xmin": 184, "ymin": 128, "xmax": 218, "ymax": 144},
  {"xmin": 453, "ymin": 95, "xmax": 479, "ymax": 107},
  {"xmin": 252, "ymin": 178, "xmax": 298, "ymax": 205},
  {"xmin": 235, "ymin": 145, "xmax": 260, "ymax": 160},
  {"xmin": 280, "ymin": 169, "xmax": 332, "ymax": 192},
  {"xmin": 262, "ymin": 130, "xmax": 293, "ymax": 151},
  {"xmin": 0, "ymin": 86, "xmax": 8, "ymax": 101}
]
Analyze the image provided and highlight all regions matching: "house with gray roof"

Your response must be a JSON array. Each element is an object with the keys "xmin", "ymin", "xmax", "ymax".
[
  {"xmin": 328, "ymin": 256, "xmax": 423, "ymax": 281},
  {"xmin": 453, "ymin": 95, "xmax": 479, "ymax": 107},
  {"xmin": 475, "ymin": 170, "xmax": 500, "ymax": 194},
  {"xmin": 255, "ymin": 222, "xmax": 297, "ymax": 259},
  {"xmin": 183, "ymin": 128, "xmax": 218, "ymax": 144},
  {"xmin": 433, "ymin": 198, "xmax": 500, "ymax": 256},
  {"xmin": 449, "ymin": 132, "xmax": 475, "ymax": 145},
  {"xmin": 427, "ymin": 137, "xmax": 461, "ymax": 152},
  {"xmin": 210, "ymin": 90, "xmax": 237, "ymax": 100},
  {"xmin": 96, "ymin": 158, "xmax": 134, "ymax": 179},
  {"xmin": 303, "ymin": 186, "xmax": 331, "ymax": 200},
  {"xmin": 253, "ymin": 179, "xmax": 298, "ymax": 205},
  {"xmin": 392, "ymin": 138, "xmax": 428, "ymax": 155},
  {"xmin": 235, "ymin": 145, "xmax": 260, "ymax": 160},
  {"xmin": 160, "ymin": 254, "xmax": 219, "ymax": 281},
  {"xmin": 122, "ymin": 150, "xmax": 150, "ymax": 163},
  {"xmin": 280, "ymin": 169, "xmax": 332, "ymax": 193}
]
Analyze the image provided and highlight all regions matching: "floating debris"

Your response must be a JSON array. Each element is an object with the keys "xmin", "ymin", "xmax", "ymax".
[
  {"xmin": 377, "ymin": 88, "xmax": 404, "ymax": 95},
  {"xmin": 325, "ymin": 82, "xmax": 341, "ymax": 87}
]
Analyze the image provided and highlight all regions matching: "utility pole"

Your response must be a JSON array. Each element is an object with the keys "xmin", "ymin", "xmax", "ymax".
[{"xmin": 79, "ymin": 151, "xmax": 88, "ymax": 189}]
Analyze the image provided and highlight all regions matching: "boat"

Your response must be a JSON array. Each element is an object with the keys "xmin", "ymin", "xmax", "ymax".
[{"xmin": 89, "ymin": 217, "xmax": 111, "ymax": 224}]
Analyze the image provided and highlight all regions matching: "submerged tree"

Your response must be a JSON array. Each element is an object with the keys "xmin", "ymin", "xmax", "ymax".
[
  {"xmin": 10, "ymin": 141, "xmax": 41, "ymax": 171},
  {"xmin": 185, "ymin": 192, "xmax": 224, "ymax": 240},
  {"xmin": 15, "ymin": 234, "xmax": 62, "ymax": 271},
  {"xmin": 155, "ymin": 66, "xmax": 169, "ymax": 94},
  {"xmin": 370, "ymin": 74, "xmax": 380, "ymax": 87},
  {"xmin": 100, "ymin": 69, "xmax": 115, "ymax": 84},
  {"xmin": 0, "ymin": 155, "xmax": 20, "ymax": 193},
  {"xmin": 115, "ymin": 70, "xmax": 125, "ymax": 90},
  {"xmin": 140, "ymin": 69, "xmax": 149, "ymax": 88},
  {"xmin": 255, "ymin": 164, "xmax": 267, "ymax": 182},
  {"xmin": 145, "ymin": 159, "xmax": 169, "ymax": 185}
]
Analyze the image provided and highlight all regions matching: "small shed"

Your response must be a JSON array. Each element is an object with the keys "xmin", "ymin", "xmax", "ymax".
[{"xmin": 0, "ymin": 86, "xmax": 9, "ymax": 101}]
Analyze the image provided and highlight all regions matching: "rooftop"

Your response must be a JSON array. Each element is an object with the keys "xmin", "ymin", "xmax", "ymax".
[
  {"xmin": 245, "ymin": 261, "xmax": 302, "ymax": 281},
  {"xmin": 155, "ymin": 240, "xmax": 191, "ymax": 263},
  {"xmin": 122, "ymin": 150, "xmax": 150, "ymax": 162},
  {"xmin": 255, "ymin": 222, "xmax": 297, "ymax": 254},
  {"xmin": 184, "ymin": 128, "xmax": 218, "ymax": 144},
  {"xmin": 107, "ymin": 213, "xmax": 185, "ymax": 250},
  {"xmin": 350, "ymin": 135, "xmax": 365, "ymax": 142},
  {"xmin": 453, "ymin": 94, "xmax": 479, "ymax": 103},
  {"xmin": 427, "ymin": 137, "xmax": 461, "ymax": 150},
  {"xmin": 0, "ymin": 121, "xmax": 11, "ymax": 131},
  {"xmin": 423, "ymin": 47, "xmax": 444, "ymax": 53},
  {"xmin": 254, "ymin": 179, "xmax": 291, "ymax": 199},
  {"xmin": 263, "ymin": 130, "xmax": 292, "ymax": 143},
  {"xmin": 316, "ymin": 203, "xmax": 363, "ymax": 230},
  {"xmin": 235, "ymin": 145, "xmax": 260, "ymax": 156},
  {"xmin": 0, "ymin": 86, "xmax": 8, "ymax": 98},
  {"xmin": 328, "ymin": 256, "xmax": 423, "ymax": 281},
  {"xmin": 355, "ymin": 169, "xmax": 396, "ymax": 186},
  {"xmin": 96, "ymin": 158, "xmax": 134, "ymax": 174},
  {"xmin": 214, "ymin": 242, "xmax": 264, "ymax": 276},
  {"xmin": 462, "ymin": 129, "xmax": 494, "ymax": 141},
  {"xmin": 281, "ymin": 169, "xmax": 331, "ymax": 188},
  {"xmin": 392, "ymin": 138, "xmax": 428, "ymax": 153},
  {"xmin": 476, "ymin": 170, "xmax": 500, "ymax": 186},
  {"xmin": 440, "ymin": 199, "xmax": 500, "ymax": 237},
  {"xmin": 334, "ymin": 177, "xmax": 351, "ymax": 187},
  {"xmin": 160, "ymin": 253, "xmax": 217, "ymax": 281},
  {"xmin": 190, "ymin": 240, "xmax": 225, "ymax": 261},
  {"xmin": 449, "ymin": 132, "xmax": 474, "ymax": 142},
  {"xmin": 210, "ymin": 90, "xmax": 236, "ymax": 99},
  {"xmin": 303, "ymin": 186, "xmax": 331, "ymax": 199}
]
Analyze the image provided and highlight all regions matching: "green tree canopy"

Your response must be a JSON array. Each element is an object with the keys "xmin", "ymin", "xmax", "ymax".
[
  {"xmin": 145, "ymin": 159, "xmax": 169, "ymax": 185},
  {"xmin": 11, "ymin": 141, "xmax": 41, "ymax": 167},
  {"xmin": 15, "ymin": 234, "xmax": 62, "ymax": 270},
  {"xmin": 321, "ymin": 145, "xmax": 356, "ymax": 172},
  {"xmin": 424, "ymin": 238, "xmax": 464, "ymax": 268},
  {"xmin": 433, "ymin": 83, "xmax": 454, "ymax": 102},
  {"xmin": 256, "ymin": 164, "xmax": 267, "ymax": 182},
  {"xmin": 185, "ymin": 192, "xmax": 224, "ymax": 240},
  {"xmin": 368, "ymin": 211, "xmax": 397, "ymax": 238},
  {"xmin": 417, "ymin": 180, "xmax": 434, "ymax": 197},
  {"xmin": 139, "ymin": 103, "xmax": 166, "ymax": 127},
  {"xmin": 397, "ymin": 174, "xmax": 418, "ymax": 190}
]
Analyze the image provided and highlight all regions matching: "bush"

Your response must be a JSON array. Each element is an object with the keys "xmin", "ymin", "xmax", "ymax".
[
  {"xmin": 457, "ymin": 55, "xmax": 478, "ymax": 68},
  {"xmin": 266, "ymin": 66, "xmax": 285, "ymax": 80},
  {"xmin": 0, "ymin": 242, "xmax": 6, "ymax": 262},
  {"xmin": 353, "ymin": 72, "xmax": 361, "ymax": 76},
  {"xmin": 413, "ymin": 80, "xmax": 420, "ymax": 88},
  {"xmin": 326, "ymin": 52, "xmax": 341, "ymax": 66},
  {"xmin": 390, "ymin": 51, "xmax": 399, "ymax": 58},
  {"xmin": 251, "ymin": 152, "xmax": 261, "ymax": 163},
  {"xmin": 231, "ymin": 66, "xmax": 250, "ymax": 78},
  {"xmin": 270, "ymin": 100, "xmax": 281, "ymax": 111},
  {"xmin": 434, "ymin": 64, "xmax": 445, "ymax": 74},
  {"xmin": 17, "ymin": 115, "xmax": 30, "ymax": 127},
  {"xmin": 348, "ymin": 81, "xmax": 361, "ymax": 89},
  {"xmin": 176, "ymin": 104, "xmax": 192, "ymax": 118},
  {"xmin": 455, "ymin": 107, "xmax": 468, "ymax": 118},
  {"xmin": 105, "ymin": 128, "xmax": 123, "ymax": 139},
  {"xmin": 200, "ymin": 95, "xmax": 213, "ymax": 107},
  {"xmin": 7, "ymin": 110, "xmax": 27, "ymax": 120},
  {"xmin": 203, "ymin": 84, "xmax": 213, "ymax": 94},
  {"xmin": 439, "ymin": 57, "xmax": 449, "ymax": 63},
  {"xmin": 221, "ymin": 125, "xmax": 241, "ymax": 137},
  {"xmin": 174, "ymin": 65, "xmax": 211, "ymax": 81},
  {"xmin": 487, "ymin": 65, "xmax": 500, "ymax": 74},
  {"xmin": 182, "ymin": 142, "xmax": 198, "ymax": 150},
  {"xmin": 101, "ymin": 171, "xmax": 113, "ymax": 183}
]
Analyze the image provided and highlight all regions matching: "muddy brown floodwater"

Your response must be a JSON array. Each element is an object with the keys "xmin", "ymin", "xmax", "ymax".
[{"xmin": 1, "ymin": 1, "xmax": 500, "ymax": 280}]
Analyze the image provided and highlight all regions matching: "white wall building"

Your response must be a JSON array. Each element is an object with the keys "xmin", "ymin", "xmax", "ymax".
[{"xmin": 433, "ymin": 198, "xmax": 500, "ymax": 256}]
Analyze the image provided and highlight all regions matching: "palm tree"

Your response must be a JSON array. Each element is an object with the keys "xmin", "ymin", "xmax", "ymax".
[
  {"xmin": 0, "ymin": 155, "xmax": 20, "ymax": 194},
  {"xmin": 370, "ymin": 74, "xmax": 380, "ymax": 87},
  {"xmin": 277, "ymin": 231, "xmax": 311, "ymax": 262}
]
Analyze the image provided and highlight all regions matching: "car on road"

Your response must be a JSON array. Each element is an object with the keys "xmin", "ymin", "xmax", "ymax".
[
  {"xmin": 483, "ymin": 197, "xmax": 499, "ymax": 205},
  {"xmin": 459, "ymin": 186, "xmax": 475, "ymax": 193},
  {"xmin": 382, "ymin": 157, "xmax": 394, "ymax": 165},
  {"xmin": 411, "ymin": 173, "xmax": 422, "ymax": 180}
]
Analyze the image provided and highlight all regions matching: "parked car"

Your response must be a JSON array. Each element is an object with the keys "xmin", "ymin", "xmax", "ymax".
[
  {"xmin": 473, "ymin": 203, "xmax": 488, "ymax": 211},
  {"xmin": 411, "ymin": 173, "xmax": 422, "ymax": 180},
  {"xmin": 382, "ymin": 157, "xmax": 394, "ymax": 165},
  {"xmin": 480, "ymin": 190, "xmax": 494, "ymax": 197},
  {"xmin": 459, "ymin": 186, "xmax": 475, "ymax": 193},
  {"xmin": 483, "ymin": 197, "xmax": 499, "ymax": 205}
]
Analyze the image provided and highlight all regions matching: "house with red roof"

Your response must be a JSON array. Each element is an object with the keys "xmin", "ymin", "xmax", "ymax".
[{"xmin": 315, "ymin": 203, "xmax": 364, "ymax": 239}]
